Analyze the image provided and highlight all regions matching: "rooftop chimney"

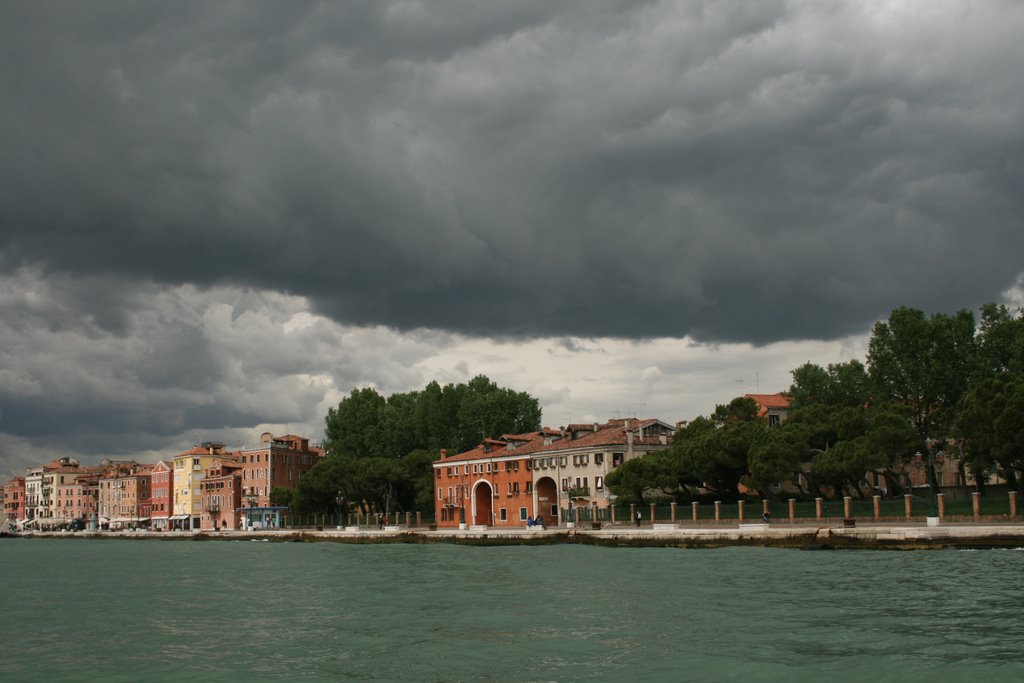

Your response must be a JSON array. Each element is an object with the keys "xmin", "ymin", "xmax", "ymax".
[{"xmin": 440, "ymin": 449, "xmax": 447, "ymax": 460}]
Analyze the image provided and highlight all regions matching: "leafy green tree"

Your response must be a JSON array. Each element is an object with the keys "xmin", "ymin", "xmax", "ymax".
[
  {"xmin": 957, "ymin": 373, "xmax": 1024, "ymax": 493},
  {"xmin": 867, "ymin": 306, "xmax": 978, "ymax": 439},
  {"xmin": 790, "ymin": 360, "xmax": 870, "ymax": 408},
  {"xmin": 269, "ymin": 487, "xmax": 294, "ymax": 508},
  {"xmin": 324, "ymin": 387, "xmax": 387, "ymax": 457},
  {"xmin": 323, "ymin": 375, "xmax": 541, "ymax": 459},
  {"xmin": 976, "ymin": 303, "xmax": 1024, "ymax": 376},
  {"xmin": 667, "ymin": 407, "xmax": 768, "ymax": 500},
  {"xmin": 747, "ymin": 431, "xmax": 802, "ymax": 496},
  {"xmin": 605, "ymin": 453, "xmax": 674, "ymax": 503}
]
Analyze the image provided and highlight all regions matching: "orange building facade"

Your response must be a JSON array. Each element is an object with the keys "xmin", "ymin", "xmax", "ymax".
[
  {"xmin": 433, "ymin": 419, "xmax": 675, "ymax": 528},
  {"xmin": 3, "ymin": 477, "xmax": 25, "ymax": 522}
]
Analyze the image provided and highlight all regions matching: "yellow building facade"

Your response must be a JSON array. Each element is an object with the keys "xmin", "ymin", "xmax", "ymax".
[{"xmin": 172, "ymin": 442, "xmax": 233, "ymax": 530}]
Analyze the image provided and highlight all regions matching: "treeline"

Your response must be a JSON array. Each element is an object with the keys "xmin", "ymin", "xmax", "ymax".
[
  {"xmin": 607, "ymin": 303, "xmax": 1024, "ymax": 503},
  {"xmin": 291, "ymin": 375, "xmax": 542, "ymax": 515}
]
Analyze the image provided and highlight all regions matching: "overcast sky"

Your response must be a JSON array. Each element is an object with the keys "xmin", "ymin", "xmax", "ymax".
[{"xmin": 2, "ymin": 1, "xmax": 1023, "ymax": 479}]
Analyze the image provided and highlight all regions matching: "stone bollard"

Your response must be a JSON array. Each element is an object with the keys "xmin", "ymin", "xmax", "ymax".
[
  {"xmin": 692, "ymin": 501, "xmax": 699, "ymax": 523},
  {"xmin": 649, "ymin": 503, "xmax": 657, "ymax": 525},
  {"xmin": 1011, "ymin": 491, "xmax": 1019, "ymax": 518},
  {"xmin": 788, "ymin": 498, "xmax": 796, "ymax": 524},
  {"xmin": 972, "ymin": 492, "xmax": 981, "ymax": 520},
  {"xmin": 936, "ymin": 493, "xmax": 945, "ymax": 520},
  {"xmin": 714, "ymin": 500, "xmax": 721, "ymax": 521},
  {"xmin": 873, "ymin": 495, "xmax": 881, "ymax": 521},
  {"xmin": 843, "ymin": 496, "xmax": 852, "ymax": 519},
  {"xmin": 904, "ymin": 494, "xmax": 913, "ymax": 520},
  {"xmin": 815, "ymin": 497, "xmax": 823, "ymax": 521},
  {"xmin": 738, "ymin": 500, "xmax": 745, "ymax": 522},
  {"xmin": 670, "ymin": 502, "xmax": 677, "ymax": 523}
]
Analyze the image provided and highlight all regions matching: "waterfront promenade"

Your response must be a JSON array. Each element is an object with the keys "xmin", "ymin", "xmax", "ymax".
[{"xmin": 9, "ymin": 520, "xmax": 1024, "ymax": 550}]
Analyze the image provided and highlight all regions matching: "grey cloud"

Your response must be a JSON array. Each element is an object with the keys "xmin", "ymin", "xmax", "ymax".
[{"xmin": 2, "ymin": 0, "xmax": 1024, "ymax": 349}]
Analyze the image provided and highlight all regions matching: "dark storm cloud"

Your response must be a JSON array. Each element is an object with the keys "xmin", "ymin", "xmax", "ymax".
[{"xmin": 2, "ymin": 0, "xmax": 1023, "ymax": 345}]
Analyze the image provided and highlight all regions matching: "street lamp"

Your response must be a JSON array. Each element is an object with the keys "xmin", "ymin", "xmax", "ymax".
[{"xmin": 335, "ymin": 491, "xmax": 346, "ymax": 529}]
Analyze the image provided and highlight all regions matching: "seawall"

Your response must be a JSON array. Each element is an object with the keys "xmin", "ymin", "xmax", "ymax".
[{"xmin": 7, "ymin": 522, "xmax": 1024, "ymax": 550}]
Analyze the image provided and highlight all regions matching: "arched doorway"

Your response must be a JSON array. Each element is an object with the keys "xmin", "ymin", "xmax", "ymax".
[
  {"xmin": 535, "ymin": 477, "xmax": 559, "ymax": 525},
  {"xmin": 473, "ymin": 481, "xmax": 493, "ymax": 526}
]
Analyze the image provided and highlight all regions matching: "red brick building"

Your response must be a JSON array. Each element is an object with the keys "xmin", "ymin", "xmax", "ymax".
[{"xmin": 237, "ymin": 433, "xmax": 323, "ymax": 527}]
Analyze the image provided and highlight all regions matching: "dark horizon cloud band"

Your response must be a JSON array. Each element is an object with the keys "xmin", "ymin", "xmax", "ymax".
[{"xmin": 3, "ymin": 1, "xmax": 1022, "ymax": 346}]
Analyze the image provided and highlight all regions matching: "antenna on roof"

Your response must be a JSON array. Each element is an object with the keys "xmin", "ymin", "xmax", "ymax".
[{"xmin": 755, "ymin": 371, "xmax": 760, "ymax": 393}]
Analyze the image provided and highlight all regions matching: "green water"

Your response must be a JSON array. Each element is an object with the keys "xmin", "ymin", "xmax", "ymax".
[{"xmin": 1, "ymin": 540, "xmax": 1022, "ymax": 682}]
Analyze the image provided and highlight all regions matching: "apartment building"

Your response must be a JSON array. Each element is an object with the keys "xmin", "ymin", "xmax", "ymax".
[
  {"xmin": 199, "ymin": 460, "xmax": 242, "ymax": 530},
  {"xmin": 433, "ymin": 418, "xmax": 675, "ymax": 528},
  {"xmin": 149, "ymin": 461, "xmax": 173, "ymax": 530},
  {"xmin": 171, "ymin": 443, "xmax": 235, "ymax": 531},
  {"xmin": 236, "ymin": 433, "xmax": 323, "ymax": 528}
]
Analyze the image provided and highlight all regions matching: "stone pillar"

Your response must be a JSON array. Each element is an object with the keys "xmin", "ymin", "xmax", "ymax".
[
  {"xmin": 936, "ymin": 493, "xmax": 945, "ymax": 520},
  {"xmin": 649, "ymin": 503, "xmax": 657, "ymax": 524},
  {"xmin": 611, "ymin": 505, "xmax": 617, "ymax": 523},
  {"xmin": 692, "ymin": 501, "xmax": 699, "ymax": 523},
  {"xmin": 872, "ymin": 495, "xmax": 881, "ymax": 521},
  {"xmin": 714, "ymin": 500, "xmax": 721, "ymax": 521},
  {"xmin": 670, "ymin": 502, "xmax": 677, "ymax": 522},
  {"xmin": 1010, "ymin": 491, "xmax": 1019, "ymax": 518},
  {"xmin": 904, "ymin": 494, "xmax": 913, "ymax": 520},
  {"xmin": 788, "ymin": 498, "xmax": 796, "ymax": 524},
  {"xmin": 416, "ymin": 511, "xmax": 422, "ymax": 527},
  {"xmin": 972, "ymin": 492, "xmax": 981, "ymax": 520},
  {"xmin": 629, "ymin": 503, "xmax": 636, "ymax": 526},
  {"xmin": 815, "ymin": 497, "xmax": 823, "ymax": 521},
  {"xmin": 737, "ymin": 500, "xmax": 745, "ymax": 522},
  {"xmin": 843, "ymin": 496, "xmax": 852, "ymax": 519}
]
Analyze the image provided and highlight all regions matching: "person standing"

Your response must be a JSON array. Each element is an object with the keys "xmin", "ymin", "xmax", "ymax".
[{"xmin": 635, "ymin": 509, "xmax": 641, "ymax": 527}]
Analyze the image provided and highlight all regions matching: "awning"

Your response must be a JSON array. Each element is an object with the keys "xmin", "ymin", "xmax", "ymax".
[{"xmin": 169, "ymin": 514, "xmax": 190, "ymax": 520}]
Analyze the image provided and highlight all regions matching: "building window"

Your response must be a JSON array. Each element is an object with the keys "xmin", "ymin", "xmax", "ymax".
[
  {"xmin": 612, "ymin": 453, "xmax": 624, "ymax": 467},
  {"xmin": 499, "ymin": 508, "xmax": 507, "ymax": 522},
  {"xmin": 595, "ymin": 476, "xmax": 604, "ymax": 491},
  {"xmin": 595, "ymin": 453, "xmax": 604, "ymax": 465},
  {"xmin": 525, "ymin": 481, "xmax": 533, "ymax": 493},
  {"xmin": 519, "ymin": 507, "xmax": 528, "ymax": 521}
]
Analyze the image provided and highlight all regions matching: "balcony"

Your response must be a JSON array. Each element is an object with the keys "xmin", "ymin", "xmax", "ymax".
[{"xmin": 567, "ymin": 487, "xmax": 590, "ymax": 499}]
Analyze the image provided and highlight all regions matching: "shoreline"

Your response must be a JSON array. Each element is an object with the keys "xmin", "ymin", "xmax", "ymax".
[{"xmin": 6, "ymin": 521, "xmax": 1024, "ymax": 550}]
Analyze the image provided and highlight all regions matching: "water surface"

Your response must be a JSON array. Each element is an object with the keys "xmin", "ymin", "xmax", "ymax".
[{"xmin": 1, "ymin": 539, "xmax": 1022, "ymax": 682}]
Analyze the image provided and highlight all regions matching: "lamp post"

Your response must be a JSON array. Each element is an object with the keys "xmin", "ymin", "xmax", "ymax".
[{"xmin": 335, "ymin": 491, "xmax": 346, "ymax": 529}]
